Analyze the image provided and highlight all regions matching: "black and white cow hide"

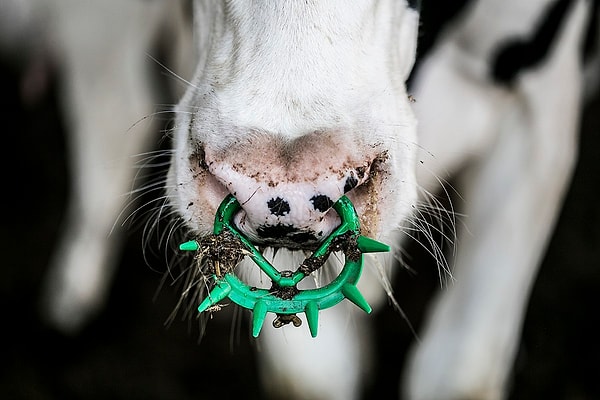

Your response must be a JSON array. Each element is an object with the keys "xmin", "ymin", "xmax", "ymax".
[{"xmin": 0, "ymin": 0, "xmax": 598, "ymax": 399}]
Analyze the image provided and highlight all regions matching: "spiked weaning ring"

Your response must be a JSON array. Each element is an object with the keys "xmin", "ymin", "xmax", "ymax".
[{"xmin": 179, "ymin": 194, "xmax": 389, "ymax": 337}]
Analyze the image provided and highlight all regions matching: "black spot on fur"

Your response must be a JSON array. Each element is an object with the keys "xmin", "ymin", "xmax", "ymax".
[
  {"xmin": 492, "ymin": 0, "xmax": 573, "ymax": 85},
  {"xmin": 583, "ymin": 0, "xmax": 599, "ymax": 64},
  {"xmin": 267, "ymin": 197, "xmax": 290, "ymax": 216},
  {"xmin": 344, "ymin": 175, "xmax": 359, "ymax": 193},
  {"xmin": 407, "ymin": 0, "xmax": 421, "ymax": 11},
  {"xmin": 311, "ymin": 195, "xmax": 334, "ymax": 212},
  {"xmin": 408, "ymin": 0, "xmax": 471, "ymax": 91}
]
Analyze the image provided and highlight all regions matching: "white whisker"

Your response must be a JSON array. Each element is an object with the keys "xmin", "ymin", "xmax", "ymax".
[{"xmin": 146, "ymin": 53, "xmax": 201, "ymax": 91}]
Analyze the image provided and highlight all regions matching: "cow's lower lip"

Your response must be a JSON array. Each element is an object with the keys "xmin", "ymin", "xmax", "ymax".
[
  {"xmin": 256, "ymin": 225, "xmax": 320, "ymax": 245},
  {"xmin": 246, "ymin": 236, "xmax": 322, "ymax": 251},
  {"xmin": 232, "ymin": 208, "xmax": 339, "ymax": 250}
]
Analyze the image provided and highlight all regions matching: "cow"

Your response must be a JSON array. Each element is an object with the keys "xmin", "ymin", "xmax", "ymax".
[{"xmin": 2, "ymin": 0, "xmax": 597, "ymax": 399}]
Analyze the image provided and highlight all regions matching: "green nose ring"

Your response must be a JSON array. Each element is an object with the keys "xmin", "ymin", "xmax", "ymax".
[{"xmin": 179, "ymin": 194, "xmax": 389, "ymax": 338}]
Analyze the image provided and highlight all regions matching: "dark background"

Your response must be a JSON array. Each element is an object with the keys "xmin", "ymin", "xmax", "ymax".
[{"xmin": 1, "ymin": 2, "xmax": 599, "ymax": 399}]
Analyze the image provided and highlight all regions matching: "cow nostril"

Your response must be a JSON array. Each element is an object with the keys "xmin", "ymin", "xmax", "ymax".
[
  {"xmin": 267, "ymin": 197, "xmax": 291, "ymax": 216},
  {"xmin": 343, "ymin": 175, "xmax": 359, "ymax": 193},
  {"xmin": 310, "ymin": 194, "xmax": 334, "ymax": 213},
  {"xmin": 195, "ymin": 145, "xmax": 209, "ymax": 170}
]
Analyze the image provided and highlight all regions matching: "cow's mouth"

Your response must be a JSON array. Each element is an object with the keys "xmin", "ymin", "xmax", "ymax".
[{"xmin": 179, "ymin": 194, "xmax": 389, "ymax": 337}]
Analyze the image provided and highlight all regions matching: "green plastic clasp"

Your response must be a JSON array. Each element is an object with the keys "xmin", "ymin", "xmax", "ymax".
[{"xmin": 179, "ymin": 195, "xmax": 389, "ymax": 337}]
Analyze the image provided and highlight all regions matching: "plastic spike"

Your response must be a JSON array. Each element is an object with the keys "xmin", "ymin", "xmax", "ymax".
[
  {"xmin": 197, "ymin": 281, "xmax": 232, "ymax": 312},
  {"xmin": 190, "ymin": 195, "xmax": 387, "ymax": 337},
  {"xmin": 341, "ymin": 283, "xmax": 372, "ymax": 314},
  {"xmin": 356, "ymin": 236, "xmax": 390, "ymax": 253},
  {"xmin": 179, "ymin": 240, "xmax": 199, "ymax": 251},
  {"xmin": 305, "ymin": 301, "xmax": 319, "ymax": 338},
  {"xmin": 252, "ymin": 301, "xmax": 268, "ymax": 337}
]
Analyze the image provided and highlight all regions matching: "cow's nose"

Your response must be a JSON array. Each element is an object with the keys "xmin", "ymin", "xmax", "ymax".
[
  {"xmin": 209, "ymin": 162, "xmax": 365, "ymax": 248},
  {"xmin": 239, "ymin": 191, "xmax": 338, "ymax": 247},
  {"xmin": 199, "ymin": 132, "xmax": 379, "ymax": 248}
]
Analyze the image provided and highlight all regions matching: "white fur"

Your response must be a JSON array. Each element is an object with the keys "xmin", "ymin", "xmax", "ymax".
[{"xmin": 4, "ymin": 0, "xmax": 594, "ymax": 398}]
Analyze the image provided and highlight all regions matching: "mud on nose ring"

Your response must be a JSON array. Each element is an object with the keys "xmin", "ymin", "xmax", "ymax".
[{"xmin": 179, "ymin": 194, "xmax": 389, "ymax": 338}]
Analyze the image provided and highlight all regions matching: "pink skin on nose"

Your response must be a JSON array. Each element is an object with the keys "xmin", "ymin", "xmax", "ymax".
[{"xmin": 203, "ymin": 131, "xmax": 381, "ymax": 248}]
